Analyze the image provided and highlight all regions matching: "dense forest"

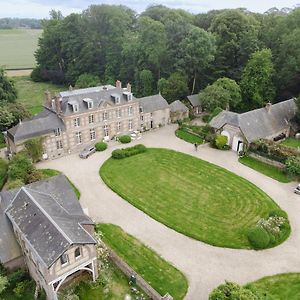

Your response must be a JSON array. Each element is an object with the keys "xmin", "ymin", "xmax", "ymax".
[
  {"xmin": 32, "ymin": 5, "xmax": 300, "ymax": 112},
  {"xmin": 0, "ymin": 18, "xmax": 41, "ymax": 29}
]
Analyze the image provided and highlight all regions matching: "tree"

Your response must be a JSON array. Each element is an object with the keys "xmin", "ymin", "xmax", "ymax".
[
  {"xmin": 240, "ymin": 49, "xmax": 275, "ymax": 109},
  {"xmin": 177, "ymin": 26, "xmax": 216, "ymax": 94},
  {"xmin": 210, "ymin": 9, "xmax": 259, "ymax": 81},
  {"xmin": 0, "ymin": 69, "xmax": 17, "ymax": 103},
  {"xmin": 75, "ymin": 73, "xmax": 101, "ymax": 88},
  {"xmin": 200, "ymin": 77, "xmax": 241, "ymax": 111},
  {"xmin": 0, "ymin": 107, "xmax": 14, "ymax": 131},
  {"xmin": 24, "ymin": 138, "xmax": 44, "ymax": 163},
  {"xmin": 0, "ymin": 274, "xmax": 8, "ymax": 294},
  {"xmin": 139, "ymin": 69, "xmax": 154, "ymax": 97},
  {"xmin": 158, "ymin": 72, "xmax": 189, "ymax": 103}
]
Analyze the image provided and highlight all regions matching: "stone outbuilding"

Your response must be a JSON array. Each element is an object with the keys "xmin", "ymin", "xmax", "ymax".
[
  {"xmin": 169, "ymin": 100, "xmax": 189, "ymax": 123},
  {"xmin": 187, "ymin": 94, "xmax": 202, "ymax": 116},
  {"xmin": 209, "ymin": 99, "xmax": 297, "ymax": 152}
]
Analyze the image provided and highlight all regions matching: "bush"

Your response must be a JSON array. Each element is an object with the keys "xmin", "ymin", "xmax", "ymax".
[
  {"xmin": 118, "ymin": 135, "xmax": 131, "ymax": 144},
  {"xmin": 0, "ymin": 158, "xmax": 8, "ymax": 190},
  {"xmin": 7, "ymin": 154, "xmax": 33, "ymax": 181},
  {"xmin": 268, "ymin": 209, "xmax": 288, "ymax": 219},
  {"xmin": 7, "ymin": 269, "xmax": 27, "ymax": 289},
  {"xmin": 215, "ymin": 134, "xmax": 228, "ymax": 150},
  {"xmin": 95, "ymin": 142, "xmax": 108, "ymax": 152},
  {"xmin": 24, "ymin": 138, "xmax": 44, "ymax": 163},
  {"xmin": 247, "ymin": 226, "xmax": 270, "ymax": 249},
  {"xmin": 7, "ymin": 179, "xmax": 25, "ymax": 189},
  {"xmin": 25, "ymin": 169, "xmax": 43, "ymax": 184},
  {"xmin": 285, "ymin": 156, "xmax": 300, "ymax": 177},
  {"xmin": 112, "ymin": 144, "xmax": 147, "ymax": 159},
  {"xmin": 0, "ymin": 274, "xmax": 8, "ymax": 294}
]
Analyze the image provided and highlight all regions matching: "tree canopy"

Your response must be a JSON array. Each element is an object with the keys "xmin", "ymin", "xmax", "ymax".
[{"xmin": 0, "ymin": 69, "xmax": 17, "ymax": 103}]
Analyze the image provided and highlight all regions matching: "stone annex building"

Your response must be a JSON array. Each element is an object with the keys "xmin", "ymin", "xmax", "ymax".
[
  {"xmin": 6, "ymin": 81, "xmax": 188, "ymax": 160},
  {"xmin": 0, "ymin": 175, "xmax": 98, "ymax": 300}
]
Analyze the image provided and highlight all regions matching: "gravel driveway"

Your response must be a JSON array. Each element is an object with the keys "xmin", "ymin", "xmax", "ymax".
[{"xmin": 38, "ymin": 124, "xmax": 300, "ymax": 300}]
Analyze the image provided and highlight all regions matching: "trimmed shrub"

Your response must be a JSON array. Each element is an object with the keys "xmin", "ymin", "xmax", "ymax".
[
  {"xmin": 247, "ymin": 226, "xmax": 270, "ymax": 249},
  {"xmin": 215, "ymin": 134, "xmax": 228, "ymax": 150},
  {"xmin": 95, "ymin": 142, "xmax": 108, "ymax": 152},
  {"xmin": 118, "ymin": 135, "xmax": 131, "ymax": 144},
  {"xmin": 285, "ymin": 156, "xmax": 300, "ymax": 177},
  {"xmin": 112, "ymin": 144, "xmax": 146, "ymax": 159}
]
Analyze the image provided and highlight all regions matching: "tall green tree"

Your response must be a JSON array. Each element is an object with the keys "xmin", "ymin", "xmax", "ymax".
[
  {"xmin": 240, "ymin": 49, "xmax": 275, "ymax": 109},
  {"xmin": 200, "ymin": 77, "xmax": 241, "ymax": 111},
  {"xmin": 210, "ymin": 9, "xmax": 259, "ymax": 81},
  {"xmin": 0, "ymin": 69, "xmax": 17, "ymax": 103},
  {"xmin": 158, "ymin": 72, "xmax": 189, "ymax": 103},
  {"xmin": 177, "ymin": 26, "xmax": 216, "ymax": 93},
  {"xmin": 139, "ymin": 69, "xmax": 154, "ymax": 97}
]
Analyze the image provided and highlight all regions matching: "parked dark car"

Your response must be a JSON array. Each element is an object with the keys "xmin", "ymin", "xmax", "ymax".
[
  {"xmin": 79, "ymin": 146, "xmax": 96, "ymax": 159},
  {"xmin": 294, "ymin": 184, "xmax": 300, "ymax": 195}
]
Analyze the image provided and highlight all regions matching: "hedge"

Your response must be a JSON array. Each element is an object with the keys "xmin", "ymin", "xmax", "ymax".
[
  {"xmin": 118, "ymin": 135, "xmax": 131, "ymax": 144},
  {"xmin": 95, "ymin": 142, "xmax": 108, "ymax": 152},
  {"xmin": 112, "ymin": 144, "xmax": 146, "ymax": 159}
]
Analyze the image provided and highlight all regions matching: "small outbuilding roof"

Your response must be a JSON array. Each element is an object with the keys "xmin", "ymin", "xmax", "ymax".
[
  {"xmin": 169, "ymin": 100, "xmax": 189, "ymax": 113},
  {"xmin": 187, "ymin": 94, "xmax": 201, "ymax": 107},
  {"xmin": 210, "ymin": 99, "xmax": 297, "ymax": 142},
  {"xmin": 139, "ymin": 94, "xmax": 169, "ymax": 113}
]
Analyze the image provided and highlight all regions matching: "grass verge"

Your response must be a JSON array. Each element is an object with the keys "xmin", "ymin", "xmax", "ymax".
[
  {"xmin": 175, "ymin": 128, "xmax": 203, "ymax": 144},
  {"xmin": 96, "ymin": 223, "xmax": 188, "ymax": 299},
  {"xmin": 239, "ymin": 156, "xmax": 290, "ymax": 183},
  {"xmin": 281, "ymin": 138, "xmax": 300, "ymax": 149},
  {"xmin": 0, "ymin": 158, "xmax": 8, "ymax": 190},
  {"xmin": 100, "ymin": 148, "xmax": 289, "ymax": 249}
]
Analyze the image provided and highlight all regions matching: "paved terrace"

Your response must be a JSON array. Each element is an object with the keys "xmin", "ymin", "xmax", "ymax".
[{"xmin": 39, "ymin": 124, "xmax": 300, "ymax": 300}]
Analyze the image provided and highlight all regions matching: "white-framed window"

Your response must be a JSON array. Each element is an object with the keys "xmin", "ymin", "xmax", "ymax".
[
  {"xmin": 73, "ymin": 104, "xmax": 79, "ymax": 112},
  {"xmin": 128, "ymin": 119, "xmax": 133, "ymax": 131},
  {"xmin": 54, "ymin": 128, "xmax": 61, "ymax": 137},
  {"xmin": 103, "ymin": 111, "xmax": 108, "ymax": 121},
  {"xmin": 75, "ymin": 247, "xmax": 81, "ymax": 259},
  {"xmin": 117, "ymin": 121, "xmax": 121, "ymax": 132},
  {"xmin": 140, "ymin": 115, "xmax": 144, "ymax": 121},
  {"xmin": 128, "ymin": 106, "xmax": 133, "ymax": 116},
  {"xmin": 90, "ymin": 128, "xmax": 96, "ymax": 141},
  {"xmin": 139, "ymin": 106, "xmax": 143, "ymax": 113},
  {"xmin": 74, "ymin": 117, "xmax": 80, "ymax": 127},
  {"xmin": 60, "ymin": 253, "xmax": 69, "ymax": 266},
  {"xmin": 76, "ymin": 132, "xmax": 82, "ymax": 144},
  {"xmin": 56, "ymin": 140, "xmax": 63, "ymax": 149},
  {"xmin": 117, "ymin": 109, "xmax": 121, "ymax": 118},
  {"xmin": 89, "ymin": 114, "xmax": 94, "ymax": 124},
  {"xmin": 87, "ymin": 101, "xmax": 93, "ymax": 109},
  {"xmin": 103, "ymin": 125, "xmax": 109, "ymax": 137},
  {"xmin": 128, "ymin": 93, "xmax": 133, "ymax": 101},
  {"xmin": 115, "ymin": 96, "xmax": 120, "ymax": 104}
]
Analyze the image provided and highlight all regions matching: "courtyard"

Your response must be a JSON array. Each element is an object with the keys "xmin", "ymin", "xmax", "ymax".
[{"xmin": 39, "ymin": 124, "xmax": 300, "ymax": 299}]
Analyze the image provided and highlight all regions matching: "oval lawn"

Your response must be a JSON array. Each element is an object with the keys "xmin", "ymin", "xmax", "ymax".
[{"xmin": 100, "ymin": 148, "xmax": 288, "ymax": 249}]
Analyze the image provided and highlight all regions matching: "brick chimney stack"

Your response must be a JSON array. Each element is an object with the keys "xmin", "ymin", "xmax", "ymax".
[
  {"xmin": 126, "ymin": 83, "xmax": 131, "ymax": 93},
  {"xmin": 265, "ymin": 102, "xmax": 272, "ymax": 113},
  {"xmin": 116, "ymin": 80, "xmax": 122, "ymax": 89},
  {"xmin": 44, "ymin": 90, "xmax": 51, "ymax": 108},
  {"xmin": 55, "ymin": 95, "xmax": 62, "ymax": 113}
]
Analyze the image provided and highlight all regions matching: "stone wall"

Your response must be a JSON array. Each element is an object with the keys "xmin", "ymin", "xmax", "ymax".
[{"xmin": 249, "ymin": 153, "xmax": 286, "ymax": 169}]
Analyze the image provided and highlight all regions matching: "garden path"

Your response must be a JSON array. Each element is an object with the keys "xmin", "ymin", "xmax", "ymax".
[{"xmin": 38, "ymin": 124, "xmax": 300, "ymax": 300}]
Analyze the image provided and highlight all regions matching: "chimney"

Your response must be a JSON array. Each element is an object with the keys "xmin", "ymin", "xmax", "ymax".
[
  {"xmin": 265, "ymin": 102, "xmax": 272, "ymax": 113},
  {"xmin": 55, "ymin": 95, "xmax": 62, "ymax": 113},
  {"xmin": 116, "ymin": 80, "xmax": 122, "ymax": 89},
  {"xmin": 44, "ymin": 90, "xmax": 51, "ymax": 108},
  {"xmin": 126, "ymin": 83, "xmax": 131, "ymax": 93}
]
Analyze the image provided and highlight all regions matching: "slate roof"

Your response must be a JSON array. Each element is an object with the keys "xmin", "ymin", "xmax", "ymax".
[
  {"xmin": 1, "ymin": 175, "xmax": 95, "ymax": 268},
  {"xmin": 210, "ymin": 99, "xmax": 297, "ymax": 142},
  {"xmin": 59, "ymin": 85, "xmax": 138, "ymax": 116},
  {"xmin": 7, "ymin": 108, "xmax": 65, "ymax": 143},
  {"xmin": 139, "ymin": 94, "xmax": 169, "ymax": 113},
  {"xmin": 187, "ymin": 94, "xmax": 201, "ymax": 107},
  {"xmin": 169, "ymin": 100, "xmax": 189, "ymax": 113}
]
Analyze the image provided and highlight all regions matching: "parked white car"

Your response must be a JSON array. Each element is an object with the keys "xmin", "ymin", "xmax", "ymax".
[{"xmin": 294, "ymin": 184, "xmax": 300, "ymax": 195}]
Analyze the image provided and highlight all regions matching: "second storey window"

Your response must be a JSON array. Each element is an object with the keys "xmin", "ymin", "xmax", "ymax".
[
  {"xmin": 89, "ymin": 114, "xmax": 94, "ymax": 124},
  {"xmin": 128, "ymin": 106, "xmax": 133, "ymax": 116},
  {"xmin": 74, "ymin": 117, "xmax": 80, "ymax": 127},
  {"xmin": 54, "ymin": 128, "xmax": 61, "ymax": 137},
  {"xmin": 128, "ymin": 119, "xmax": 133, "ymax": 131},
  {"xmin": 103, "ymin": 111, "xmax": 108, "ymax": 121},
  {"xmin": 140, "ymin": 115, "xmax": 144, "ymax": 122},
  {"xmin": 76, "ymin": 132, "xmax": 82, "ymax": 144},
  {"xmin": 60, "ymin": 253, "xmax": 68, "ymax": 266},
  {"xmin": 103, "ymin": 125, "xmax": 109, "ymax": 137},
  {"xmin": 117, "ymin": 121, "xmax": 121, "ymax": 132},
  {"xmin": 90, "ymin": 128, "xmax": 96, "ymax": 141},
  {"xmin": 56, "ymin": 140, "xmax": 63, "ymax": 150},
  {"xmin": 117, "ymin": 109, "xmax": 121, "ymax": 118}
]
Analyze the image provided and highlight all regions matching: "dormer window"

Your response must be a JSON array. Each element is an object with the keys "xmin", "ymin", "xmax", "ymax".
[
  {"xmin": 88, "ymin": 101, "xmax": 93, "ymax": 109},
  {"xmin": 75, "ymin": 247, "xmax": 81, "ymax": 259},
  {"xmin": 60, "ymin": 253, "xmax": 69, "ymax": 266},
  {"xmin": 54, "ymin": 128, "xmax": 61, "ymax": 137},
  {"xmin": 73, "ymin": 104, "xmax": 79, "ymax": 112},
  {"xmin": 123, "ymin": 92, "xmax": 133, "ymax": 101},
  {"xmin": 83, "ymin": 98, "xmax": 93, "ymax": 109},
  {"xmin": 139, "ymin": 106, "xmax": 143, "ymax": 113},
  {"xmin": 111, "ymin": 94, "xmax": 121, "ymax": 104}
]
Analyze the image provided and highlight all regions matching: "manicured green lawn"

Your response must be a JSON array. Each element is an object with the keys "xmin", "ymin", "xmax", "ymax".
[
  {"xmin": 0, "ymin": 158, "xmax": 8, "ymax": 190},
  {"xmin": 281, "ymin": 138, "xmax": 300, "ymax": 149},
  {"xmin": 40, "ymin": 169, "xmax": 81, "ymax": 199},
  {"xmin": 100, "ymin": 148, "xmax": 287, "ymax": 249},
  {"xmin": 0, "ymin": 28, "xmax": 42, "ymax": 69},
  {"xmin": 175, "ymin": 129, "xmax": 203, "ymax": 144},
  {"xmin": 13, "ymin": 76, "xmax": 65, "ymax": 115},
  {"xmin": 239, "ymin": 156, "xmax": 291, "ymax": 183},
  {"xmin": 247, "ymin": 273, "xmax": 300, "ymax": 300},
  {"xmin": 96, "ymin": 224, "xmax": 188, "ymax": 299}
]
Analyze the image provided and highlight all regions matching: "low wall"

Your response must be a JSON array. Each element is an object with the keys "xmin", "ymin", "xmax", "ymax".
[
  {"xmin": 107, "ymin": 247, "xmax": 172, "ymax": 300},
  {"xmin": 249, "ymin": 153, "xmax": 286, "ymax": 169}
]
